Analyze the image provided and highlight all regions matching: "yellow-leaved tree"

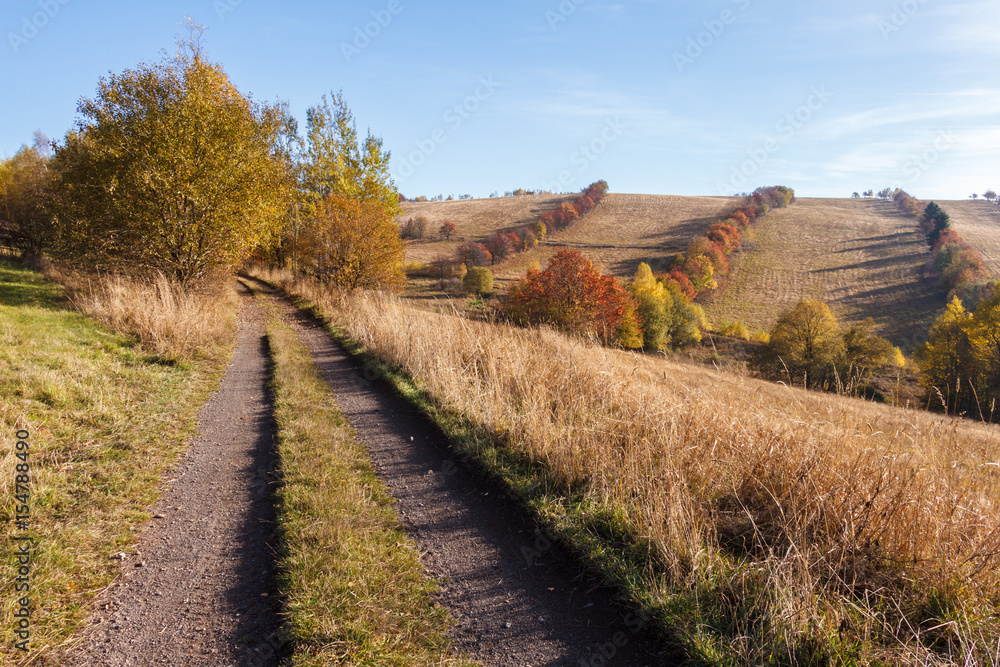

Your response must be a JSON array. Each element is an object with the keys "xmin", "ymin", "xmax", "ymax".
[
  {"xmin": 629, "ymin": 262, "xmax": 701, "ymax": 349},
  {"xmin": 299, "ymin": 196, "xmax": 405, "ymax": 291},
  {"xmin": 0, "ymin": 133, "xmax": 56, "ymax": 259},
  {"xmin": 52, "ymin": 22, "xmax": 293, "ymax": 285}
]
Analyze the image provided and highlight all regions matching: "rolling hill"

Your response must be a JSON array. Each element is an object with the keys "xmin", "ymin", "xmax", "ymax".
[{"xmin": 399, "ymin": 194, "xmax": 1000, "ymax": 350}]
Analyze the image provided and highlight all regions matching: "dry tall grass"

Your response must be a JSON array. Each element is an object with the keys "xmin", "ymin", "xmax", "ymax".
[
  {"xmin": 56, "ymin": 270, "xmax": 237, "ymax": 359},
  {"xmin": 255, "ymin": 266, "xmax": 1000, "ymax": 664}
]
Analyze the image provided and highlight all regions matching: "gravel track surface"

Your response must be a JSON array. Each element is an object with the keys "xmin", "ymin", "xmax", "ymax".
[{"xmin": 51, "ymin": 287, "xmax": 285, "ymax": 666}]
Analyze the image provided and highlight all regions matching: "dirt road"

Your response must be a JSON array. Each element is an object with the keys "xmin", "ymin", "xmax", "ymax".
[
  {"xmin": 264, "ymin": 287, "xmax": 674, "ymax": 666},
  {"xmin": 52, "ymin": 288, "xmax": 285, "ymax": 666}
]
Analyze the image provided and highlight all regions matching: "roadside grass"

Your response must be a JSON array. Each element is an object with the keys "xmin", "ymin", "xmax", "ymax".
[
  {"xmin": 251, "ymin": 265, "xmax": 1000, "ymax": 666},
  {"xmin": 55, "ymin": 269, "xmax": 237, "ymax": 362},
  {"xmin": 0, "ymin": 259, "xmax": 235, "ymax": 664},
  {"xmin": 257, "ymin": 289, "xmax": 475, "ymax": 667}
]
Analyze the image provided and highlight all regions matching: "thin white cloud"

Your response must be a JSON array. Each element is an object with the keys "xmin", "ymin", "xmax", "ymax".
[{"xmin": 814, "ymin": 90, "xmax": 1000, "ymax": 139}]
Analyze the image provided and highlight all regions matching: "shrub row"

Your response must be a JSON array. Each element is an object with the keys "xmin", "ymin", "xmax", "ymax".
[
  {"xmin": 893, "ymin": 190, "xmax": 995, "ymax": 305},
  {"xmin": 456, "ymin": 180, "xmax": 609, "ymax": 268},
  {"xmin": 659, "ymin": 186, "xmax": 794, "ymax": 301}
]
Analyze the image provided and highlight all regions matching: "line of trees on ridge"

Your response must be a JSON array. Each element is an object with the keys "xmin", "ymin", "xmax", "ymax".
[{"xmin": 455, "ymin": 181, "xmax": 609, "ymax": 269}]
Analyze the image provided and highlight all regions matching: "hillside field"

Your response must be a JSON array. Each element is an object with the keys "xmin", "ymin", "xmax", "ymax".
[
  {"xmin": 401, "ymin": 194, "xmax": 1000, "ymax": 350},
  {"xmin": 941, "ymin": 199, "xmax": 1000, "ymax": 275}
]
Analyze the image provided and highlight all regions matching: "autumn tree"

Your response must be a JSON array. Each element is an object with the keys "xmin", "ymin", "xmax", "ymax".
[
  {"xmin": 916, "ymin": 285, "xmax": 1000, "ymax": 420},
  {"xmin": 554, "ymin": 202, "xmax": 579, "ymax": 230},
  {"xmin": 763, "ymin": 299, "xmax": 843, "ymax": 387},
  {"xmin": 486, "ymin": 232, "xmax": 518, "ymax": 264},
  {"xmin": 439, "ymin": 221, "xmax": 457, "ymax": 240},
  {"xmin": 842, "ymin": 318, "xmax": 898, "ymax": 381},
  {"xmin": 917, "ymin": 297, "xmax": 977, "ymax": 415},
  {"xmin": 462, "ymin": 266, "xmax": 493, "ymax": 296},
  {"xmin": 298, "ymin": 195, "xmax": 405, "ymax": 291},
  {"xmin": 530, "ymin": 220, "xmax": 547, "ymax": 243},
  {"xmin": 922, "ymin": 201, "xmax": 950, "ymax": 247},
  {"xmin": 505, "ymin": 248, "xmax": 641, "ymax": 348},
  {"xmin": 984, "ymin": 189, "xmax": 997, "ymax": 202},
  {"xmin": 301, "ymin": 91, "xmax": 399, "ymax": 220},
  {"xmin": 400, "ymin": 216, "xmax": 429, "ymax": 239},
  {"xmin": 455, "ymin": 241, "xmax": 491, "ymax": 267},
  {"xmin": 629, "ymin": 263, "xmax": 701, "ymax": 349},
  {"xmin": 52, "ymin": 24, "xmax": 293, "ymax": 284},
  {"xmin": 0, "ymin": 133, "xmax": 56, "ymax": 258}
]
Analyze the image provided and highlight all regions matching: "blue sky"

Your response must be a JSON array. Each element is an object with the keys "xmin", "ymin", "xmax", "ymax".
[{"xmin": 1, "ymin": 0, "xmax": 997, "ymax": 199}]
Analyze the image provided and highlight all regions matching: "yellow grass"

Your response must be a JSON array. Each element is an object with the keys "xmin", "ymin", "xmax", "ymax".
[
  {"xmin": 55, "ymin": 270, "xmax": 237, "ymax": 361},
  {"xmin": 255, "ymin": 266, "xmax": 1000, "ymax": 664}
]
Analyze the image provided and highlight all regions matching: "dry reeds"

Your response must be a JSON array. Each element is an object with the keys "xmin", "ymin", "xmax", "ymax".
[{"xmin": 58, "ymin": 269, "xmax": 237, "ymax": 360}]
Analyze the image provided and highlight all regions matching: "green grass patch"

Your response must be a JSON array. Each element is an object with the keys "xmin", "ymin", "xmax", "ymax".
[
  {"xmin": 0, "ymin": 259, "xmax": 233, "ymax": 661},
  {"xmin": 260, "ymin": 297, "xmax": 475, "ymax": 667}
]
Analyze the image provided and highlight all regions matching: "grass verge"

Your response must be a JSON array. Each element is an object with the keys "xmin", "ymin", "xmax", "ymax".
[
  {"xmin": 0, "ymin": 259, "xmax": 235, "ymax": 664},
  {"xmin": 257, "ymin": 288, "xmax": 475, "ymax": 666}
]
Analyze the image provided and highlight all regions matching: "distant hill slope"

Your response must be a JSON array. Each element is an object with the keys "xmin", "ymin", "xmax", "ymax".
[
  {"xmin": 400, "ymin": 193, "xmax": 734, "ymax": 280},
  {"xmin": 399, "ymin": 194, "xmax": 575, "ymax": 265},
  {"xmin": 701, "ymin": 198, "xmax": 942, "ymax": 349},
  {"xmin": 400, "ymin": 194, "xmax": 1000, "ymax": 350},
  {"xmin": 938, "ymin": 199, "xmax": 1000, "ymax": 276}
]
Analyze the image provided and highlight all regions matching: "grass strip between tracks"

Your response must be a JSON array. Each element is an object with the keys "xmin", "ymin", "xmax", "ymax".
[{"xmin": 258, "ymin": 290, "xmax": 476, "ymax": 666}]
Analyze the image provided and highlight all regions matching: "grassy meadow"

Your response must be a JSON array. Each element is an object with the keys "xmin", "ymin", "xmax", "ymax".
[
  {"xmin": 0, "ymin": 260, "xmax": 236, "ymax": 662},
  {"xmin": 701, "ymin": 198, "xmax": 944, "ymax": 349},
  {"xmin": 254, "ymin": 265, "xmax": 1000, "ymax": 665}
]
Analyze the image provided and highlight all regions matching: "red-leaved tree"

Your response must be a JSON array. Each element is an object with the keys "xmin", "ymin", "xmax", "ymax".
[{"xmin": 505, "ymin": 248, "xmax": 642, "ymax": 348}]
